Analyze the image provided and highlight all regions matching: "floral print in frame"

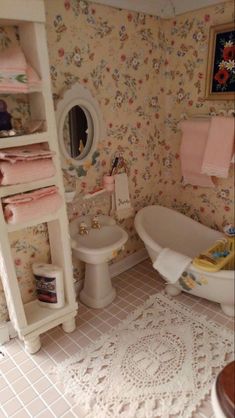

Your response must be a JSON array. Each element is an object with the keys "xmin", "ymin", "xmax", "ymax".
[{"xmin": 205, "ymin": 21, "xmax": 235, "ymax": 100}]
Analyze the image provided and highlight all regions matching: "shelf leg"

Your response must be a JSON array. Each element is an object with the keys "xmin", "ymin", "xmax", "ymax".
[
  {"xmin": 62, "ymin": 317, "xmax": 76, "ymax": 333},
  {"xmin": 24, "ymin": 336, "xmax": 41, "ymax": 354}
]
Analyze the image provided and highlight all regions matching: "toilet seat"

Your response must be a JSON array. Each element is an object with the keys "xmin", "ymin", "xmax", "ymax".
[{"xmin": 212, "ymin": 361, "xmax": 235, "ymax": 418}]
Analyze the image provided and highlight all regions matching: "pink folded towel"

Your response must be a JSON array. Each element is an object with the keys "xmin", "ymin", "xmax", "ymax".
[
  {"xmin": 3, "ymin": 186, "xmax": 58, "ymax": 204},
  {"xmin": 0, "ymin": 45, "xmax": 27, "ymax": 93},
  {"xmin": 201, "ymin": 116, "xmax": 235, "ymax": 178},
  {"xmin": 26, "ymin": 65, "xmax": 41, "ymax": 90},
  {"xmin": 3, "ymin": 187, "xmax": 62, "ymax": 224},
  {"xmin": 0, "ymin": 45, "xmax": 41, "ymax": 93},
  {"xmin": 0, "ymin": 144, "xmax": 54, "ymax": 163},
  {"xmin": 0, "ymin": 159, "xmax": 56, "ymax": 185},
  {"xmin": 180, "ymin": 120, "xmax": 215, "ymax": 187}
]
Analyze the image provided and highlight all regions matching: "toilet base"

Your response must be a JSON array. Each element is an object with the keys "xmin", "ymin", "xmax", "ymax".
[
  {"xmin": 80, "ymin": 262, "xmax": 116, "ymax": 309},
  {"xmin": 211, "ymin": 380, "xmax": 227, "ymax": 418}
]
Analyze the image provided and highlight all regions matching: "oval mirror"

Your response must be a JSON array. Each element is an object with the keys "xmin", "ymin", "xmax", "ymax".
[{"xmin": 56, "ymin": 84, "xmax": 105, "ymax": 169}]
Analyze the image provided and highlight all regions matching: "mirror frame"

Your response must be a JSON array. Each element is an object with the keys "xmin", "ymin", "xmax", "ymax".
[{"xmin": 56, "ymin": 83, "xmax": 105, "ymax": 169}]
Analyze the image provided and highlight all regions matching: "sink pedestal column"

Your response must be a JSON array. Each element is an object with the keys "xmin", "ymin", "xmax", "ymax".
[{"xmin": 80, "ymin": 262, "xmax": 116, "ymax": 308}]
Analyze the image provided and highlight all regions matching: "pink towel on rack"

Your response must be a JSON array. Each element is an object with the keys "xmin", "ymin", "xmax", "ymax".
[
  {"xmin": 0, "ymin": 45, "xmax": 41, "ymax": 93},
  {"xmin": 0, "ymin": 159, "xmax": 56, "ymax": 185},
  {"xmin": 201, "ymin": 116, "xmax": 235, "ymax": 178},
  {"xmin": 180, "ymin": 120, "xmax": 215, "ymax": 187},
  {"xmin": 3, "ymin": 186, "xmax": 62, "ymax": 224}
]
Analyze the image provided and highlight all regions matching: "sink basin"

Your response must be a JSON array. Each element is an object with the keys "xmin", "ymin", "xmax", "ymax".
[
  {"xmin": 71, "ymin": 225, "xmax": 128, "ymax": 264},
  {"xmin": 70, "ymin": 215, "xmax": 128, "ymax": 308}
]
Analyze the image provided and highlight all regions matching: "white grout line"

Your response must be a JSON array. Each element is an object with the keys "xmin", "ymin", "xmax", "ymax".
[
  {"xmin": 1, "ymin": 371, "xmax": 27, "ymax": 417},
  {"xmin": 3, "ymin": 341, "xmax": 69, "ymax": 418},
  {"xmin": 2, "ymin": 260, "xmax": 232, "ymax": 418}
]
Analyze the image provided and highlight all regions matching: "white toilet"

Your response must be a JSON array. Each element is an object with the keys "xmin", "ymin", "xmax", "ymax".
[
  {"xmin": 70, "ymin": 215, "xmax": 128, "ymax": 308},
  {"xmin": 211, "ymin": 361, "xmax": 234, "ymax": 418}
]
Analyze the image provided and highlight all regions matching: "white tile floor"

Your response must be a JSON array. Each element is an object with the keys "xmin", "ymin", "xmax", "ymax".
[{"xmin": 0, "ymin": 259, "xmax": 234, "ymax": 418}]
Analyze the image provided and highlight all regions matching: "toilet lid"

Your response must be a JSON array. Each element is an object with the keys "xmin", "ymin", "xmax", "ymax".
[{"xmin": 216, "ymin": 361, "xmax": 235, "ymax": 418}]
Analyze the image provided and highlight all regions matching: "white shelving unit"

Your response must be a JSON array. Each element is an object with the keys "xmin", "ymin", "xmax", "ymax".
[{"xmin": 0, "ymin": 0, "xmax": 78, "ymax": 353}]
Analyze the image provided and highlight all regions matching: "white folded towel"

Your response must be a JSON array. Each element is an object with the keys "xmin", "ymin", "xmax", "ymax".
[
  {"xmin": 153, "ymin": 248, "xmax": 192, "ymax": 283},
  {"xmin": 114, "ymin": 173, "xmax": 134, "ymax": 220}
]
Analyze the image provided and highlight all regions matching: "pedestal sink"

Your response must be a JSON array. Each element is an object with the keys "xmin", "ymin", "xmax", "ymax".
[{"xmin": 70, "ymin": 215, "xmax": 128, "ymax": 308}]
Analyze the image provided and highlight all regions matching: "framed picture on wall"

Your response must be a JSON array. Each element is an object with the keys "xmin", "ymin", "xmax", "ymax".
[{"xmin": 205, "ymin": 22, "xmax": 235, "ymax": 100}]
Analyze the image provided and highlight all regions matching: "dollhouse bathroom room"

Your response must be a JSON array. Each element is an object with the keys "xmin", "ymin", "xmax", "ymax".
[{"xmin": 0, "ymin": 0, "xmax": 234, "ymax": 417}]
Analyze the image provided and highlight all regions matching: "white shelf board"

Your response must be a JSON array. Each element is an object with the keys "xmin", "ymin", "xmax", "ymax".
[
  {"xmin": 0, "ymin": 0, "xmax": 45, "ymax": 24},
  {"xmin": 0, "ymin": 132, "xmax": 48, "ymax": 149},
  {"xmin": 7, "ymin": 208, "xmax": 63, "ymax": 232},
  {"xmin": 0, "ymin": 177, "xmax": 57, "ymax": 198},
  {"xmin": 22, "ymin": 299, "xmax": 77, "ymax": 335}
]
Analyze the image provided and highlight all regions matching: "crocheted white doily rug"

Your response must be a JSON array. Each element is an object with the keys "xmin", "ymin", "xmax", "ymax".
[{"xmin": 54, "ymin": 294, "xmax": 234, "ymax": 418}]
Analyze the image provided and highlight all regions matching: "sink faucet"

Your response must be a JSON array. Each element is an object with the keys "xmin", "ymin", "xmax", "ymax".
[
  {"xmin": 79, "ymin": 222, "xmax": 89, "ymax": 235},
  {"xmin": 91, "ymin": 215, "xmax": 101, "ymax": 229}
]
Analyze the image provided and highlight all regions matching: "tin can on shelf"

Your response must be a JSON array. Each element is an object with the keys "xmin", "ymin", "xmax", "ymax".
[{"xmin": 32, "ymin": 263, "xmax": 65, "ymax": 309}]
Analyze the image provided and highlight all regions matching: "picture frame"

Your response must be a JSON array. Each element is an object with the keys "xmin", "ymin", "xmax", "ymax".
[{"xmin": 205, "ymin": 22, "xmax": 235, "ymax": 100}]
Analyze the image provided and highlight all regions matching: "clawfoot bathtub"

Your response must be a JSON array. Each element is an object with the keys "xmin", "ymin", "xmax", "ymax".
[{"xmin": 134, "ymin": 205, "xmax": 234, "ymax": 316}]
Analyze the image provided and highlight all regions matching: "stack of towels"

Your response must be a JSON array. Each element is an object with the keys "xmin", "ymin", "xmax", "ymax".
[
  {"xmin": 0, "ymin": 144, "xmax": 56, "ymax": 185},
  {"xmin": 0, "ymin": 45, "xmax": 41, "ymax": 93},
  {"xmin": 180, "ymin": 116, "xmax": 234, "ymax": 187},
  {"xmin": 3, "ymin": 186, "xmax": 62, "ymax": 224}
]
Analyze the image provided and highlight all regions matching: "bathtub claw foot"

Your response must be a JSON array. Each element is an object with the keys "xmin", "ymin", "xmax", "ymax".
[
  {"xmin": 165, "ymin": 284, "xmax": 182, "ymax": 297},
  {"xmin": 220, "ymin": 303, "xmax": 235, "ymax": 317}
]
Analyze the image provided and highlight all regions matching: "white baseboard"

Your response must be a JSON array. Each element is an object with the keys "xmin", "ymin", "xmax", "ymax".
[
  {"xmin": 110, "ymin": 248, "xmax": 148, "ymax": 278},
  {"xmin": 0, "ymin": 321, "xmax": 17, "ymax": 345}
]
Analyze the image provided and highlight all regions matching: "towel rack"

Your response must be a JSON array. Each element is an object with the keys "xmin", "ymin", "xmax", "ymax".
[{"xmin": 180, "ymin": 108, "xmax": 235, "ymax": 120}]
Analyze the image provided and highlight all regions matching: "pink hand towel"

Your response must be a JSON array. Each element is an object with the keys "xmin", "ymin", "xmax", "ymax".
[
  {"xmin": 0, "ymin": 159, "xmax": 56, "ymax": 185},
  {"xmin": 180, "ymin": 119, "xmax": 215, "ymax": 188},
  {"xmin": 4, "ymin": 192, "xmax": 63, "ymax": 224},
  {"xmin": 0, "ymin": 45, "xmax": 28, "ymax": 93},
  {"xmin": 201, "ymin": 116, "xmax": 235, "ymax": 178}
]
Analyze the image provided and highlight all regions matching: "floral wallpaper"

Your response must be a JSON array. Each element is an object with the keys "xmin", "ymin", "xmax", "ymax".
[
  {"xmin": 0, "ymin": 0, "xmax": 234, "ymax": 322},
  {"xmin": 45, "ymin": 0, "xmax": 167, "ymax": 293},
  {"xmin": 158, "ymin": 2, "xmax": 234, "ymax": 230}
]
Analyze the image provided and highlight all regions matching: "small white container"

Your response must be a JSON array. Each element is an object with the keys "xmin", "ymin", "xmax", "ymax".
[
  {"xmin": 103, "ymin": 174, "xmax": 115, "ymax": 192},
  {"xmin": 32, "ymin": 263, "xmax": 65, "ymax": 309}
]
